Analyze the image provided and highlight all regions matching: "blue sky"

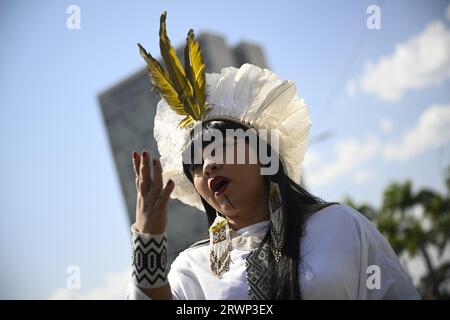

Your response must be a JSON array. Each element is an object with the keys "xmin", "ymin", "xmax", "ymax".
[{"xmin": 1, "ymin": 0, "xmax": 449, "ymax": 299}]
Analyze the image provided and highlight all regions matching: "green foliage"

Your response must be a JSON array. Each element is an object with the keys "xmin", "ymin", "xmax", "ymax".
[{"xmin": 342, "ymin": 166, "xmax": 450, "ymax": 299}]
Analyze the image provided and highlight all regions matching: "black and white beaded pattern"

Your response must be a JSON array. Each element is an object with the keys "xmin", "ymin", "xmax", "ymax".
[
  {"xmin": 131, "ymin": 226, "xmax": 168, "ymax": 289},
  {"xmin": 246, "ymin": 243, "xmax": 271, "ymax": 300}
]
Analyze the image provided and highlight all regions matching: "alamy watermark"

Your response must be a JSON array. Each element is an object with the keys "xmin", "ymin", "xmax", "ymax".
[
  {"xmin": 66, "ymin": 5, "xmax": 81, "ymax": 30},
  {"xmin": 66, "ymin": 265, "xmax": 81, "ymax": 290},
  {"xmin": 367, "ymin": 265, "xmax": 381, "ymax": 290},
  {"xmin": 182, "ymin": 125, "xmax": 280, "ymax": 176},
  {"xmin": 367, "ymin": 5, "xmax": 381, "ymax": 30}
]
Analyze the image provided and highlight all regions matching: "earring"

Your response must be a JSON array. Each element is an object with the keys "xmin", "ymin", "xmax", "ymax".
[
  {"xmin": 269, "ymin": 181, "xmax": 285, "ymax": 262},
  {"xmin": 209, "ymin": 211, "xmax": 232, "ymax": 277}
]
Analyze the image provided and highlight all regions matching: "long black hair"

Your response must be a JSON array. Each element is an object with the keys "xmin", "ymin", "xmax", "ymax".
[{"xmin": 182, "ymin": 120, "xmax": 337, "ymax": 299}]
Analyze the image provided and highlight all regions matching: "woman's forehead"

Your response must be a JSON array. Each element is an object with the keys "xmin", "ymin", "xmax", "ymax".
[
  {"xmin": 184, "ymin": 125, "xmax": 261, "ymax": 164},
  {"xmin": 192, "ymin": 126, "xmax": 257, "ymax": 145},
  {"xmin": 190, "ymin": 137, "xmax": 247, "ymax": 155}
]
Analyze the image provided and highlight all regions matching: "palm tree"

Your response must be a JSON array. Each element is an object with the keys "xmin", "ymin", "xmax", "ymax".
[{"xmin": 342, "ymin": 166, "xmax": 450, "ymax": 299}]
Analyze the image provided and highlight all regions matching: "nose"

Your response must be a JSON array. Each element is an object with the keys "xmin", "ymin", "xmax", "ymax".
[{"xmin": 202, "ymin": 158, "xmax": 223, "ymax": 177}]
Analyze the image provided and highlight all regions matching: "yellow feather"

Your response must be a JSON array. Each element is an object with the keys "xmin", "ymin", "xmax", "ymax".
[
  {"xmin": 159, "ymin": 12, "xmax": 203, "ymax": 120},
  {"xmin": 138, "ymin": 11, "xmax": 211, "ymax": 128},
  {"xmin": 138, "ymin": 43, "xmax": 186, "ymax": 115},
  {"xmin": 184, "ymin": 29, "xmax": 206, "ymax": 117},
  {"xmin": 178, "ymin": 115, "xmax": 195, "ymax": 128}
]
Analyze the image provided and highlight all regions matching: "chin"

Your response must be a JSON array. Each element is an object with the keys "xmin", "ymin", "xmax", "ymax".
[
  {"xmin": 217, "ymin": 203, "xmax": 234, "ymax": 215},
  {"xmin": 221, "ymin": 199, "xmax": 243, "ymax": 216}
]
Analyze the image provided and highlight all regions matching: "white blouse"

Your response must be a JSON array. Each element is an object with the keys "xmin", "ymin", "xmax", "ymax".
[{"xmin": 126, "ymin": 204, "xmax": 421, "ymax": 300}]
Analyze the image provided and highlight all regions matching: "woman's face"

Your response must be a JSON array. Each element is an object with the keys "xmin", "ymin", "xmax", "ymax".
[{"xmin": 191, "ymin": 139, "xmax": 269, "ymax": 221}]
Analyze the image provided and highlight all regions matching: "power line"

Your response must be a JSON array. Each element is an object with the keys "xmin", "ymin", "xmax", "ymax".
[{"xmin": 314, "ymin": 0, "xmax": 387, "ymax": 134}]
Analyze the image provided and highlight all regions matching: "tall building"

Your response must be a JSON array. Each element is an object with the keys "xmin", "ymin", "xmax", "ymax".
[{"xmin": 98, "ymin": 33, "xmax": 267, "ymax": 261}]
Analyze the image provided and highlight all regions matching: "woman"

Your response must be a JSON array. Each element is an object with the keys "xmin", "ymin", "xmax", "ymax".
[{"xmin": 126, "ymin": 12, "xmax": 420, "ymax": 300}]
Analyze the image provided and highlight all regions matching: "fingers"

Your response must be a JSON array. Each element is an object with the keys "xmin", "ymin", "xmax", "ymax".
[
  {"xmin": 139, "ymin": 149, "xmax": 152, "ymax": 195},
  {"xmin": 133, "ymin": 150, "xmax": 170, "ymax": 211},
  {"xmin": 147, "ymin": 158, "xmax": 163, "ymax": 203},
  {"xmin": 152, "ymin": 158, "xmax": 163, "ymax": 189},
  {"xmin": 132, "ymin": 151, "xmax": 140, "ymax": 189},
  {"xmin": 155, "ymin": 179, "xmax": 175, "ymax": 212}
]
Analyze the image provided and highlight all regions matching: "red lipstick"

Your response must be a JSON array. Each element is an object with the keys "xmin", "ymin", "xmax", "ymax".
[{"xmin": 209, "ymin": 176, "xmax": 230, "ymax": 196}]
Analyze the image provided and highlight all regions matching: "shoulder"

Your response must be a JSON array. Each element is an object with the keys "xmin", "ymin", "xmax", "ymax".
[
  {"xmin": 187, "ymin": 237, "xmax": 209, "ymax": 249},
  {"xmin": 309, "ymin": 202, "xmax": 366, "ymax": 221},
  {"xmin": 168, "ymin": 238, "xmax": 209, "ymax": 288},
  {"xmin": 302, "ymin": 203, "xmax": 369, "ymax": 256},
  {"xmin": 306, "ymin": 203, "xmax": 369, "ymax": 235},
  {"xmin": 304, "ymin": 203, "xmax": 393, "ymax": 254},
  {"xmin": 306, "ymin": 203, "xmax": 393, "ymax": 247},
  {"xmin": 171, "ymin": 237, "xmax": 210, "ymax": 269}
]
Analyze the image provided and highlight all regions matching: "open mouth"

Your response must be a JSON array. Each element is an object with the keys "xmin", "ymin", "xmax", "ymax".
[
  {"xmin": 210, "ymin": 176, "xmax": 230, "ymax": 196},
  {"xmin": 213, "ymin": 180, "xmax": 229, "ymax": 196}
]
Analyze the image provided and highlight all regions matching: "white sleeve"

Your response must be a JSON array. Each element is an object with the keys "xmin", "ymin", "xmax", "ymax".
[
  {"xmin": 360, "ymin": 211, "xmax": 421, "ymax": 299},
  {"xmin": 125, "ymin": 251, "xmax": 204, "ymax": 300},
  {"xmin": 167, "ymin": 251, "xmax": 205, "ymax": 299},
  {"xmin": 300, "ymin": 204, "xmax": 421, "ymax": 300},
  {"xmin": 125, "ymin": 273, "xmax": 152, "ymax": 300}
]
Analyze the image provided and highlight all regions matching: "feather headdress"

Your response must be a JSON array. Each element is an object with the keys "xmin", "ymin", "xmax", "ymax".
[
  {"xmin": 138, "ymin": 12, "xmax": 312, "ymax": 212},
  {"xmin": 138, "ymin": 11, "xmax": 210, "ymax": 128}
]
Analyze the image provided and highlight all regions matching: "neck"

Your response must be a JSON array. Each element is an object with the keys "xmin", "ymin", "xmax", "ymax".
[{"xmin": 226, "ymin": 197, "xmax": 270, "ymax": 231}]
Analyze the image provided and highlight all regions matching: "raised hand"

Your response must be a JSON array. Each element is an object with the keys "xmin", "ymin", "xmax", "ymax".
[{"xmin": 132, "ymin": 150, "xmax": 175, "ymax": 234}]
